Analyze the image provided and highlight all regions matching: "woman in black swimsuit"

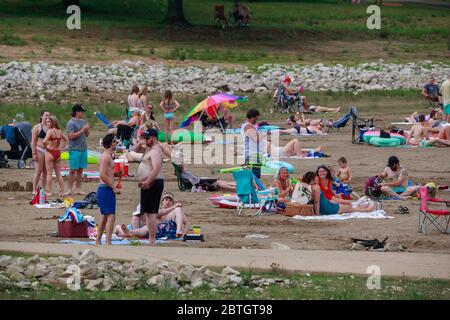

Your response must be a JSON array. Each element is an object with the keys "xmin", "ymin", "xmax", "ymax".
[{"xmin": 31, "ymin": 111, "xmax": 50, "ymax": 193}]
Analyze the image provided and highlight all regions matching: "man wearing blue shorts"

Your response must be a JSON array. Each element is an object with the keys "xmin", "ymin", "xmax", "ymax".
[
  {"xmin": 96, "ymin": 134, "xmax": 120, "ymax": 245},
  {"xmin": 66, "ymin": 104, "xmax": 90, "ymax": 195}
]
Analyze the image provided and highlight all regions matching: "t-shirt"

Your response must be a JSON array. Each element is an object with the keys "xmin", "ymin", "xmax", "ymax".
[
  {"xmin": 441, "ymin": 79, "xmax": 450, "ymax": 106},
  {"xmin": 382, "ymin": 166, "xmax": 408, "ymax": 187},
  {"xmin": 66, "ymin": 118, "xmax": 87, "ymax": 151},
  {"xmin": 424, "ymin": 83, "xmax": 440, "ymax": 97}
]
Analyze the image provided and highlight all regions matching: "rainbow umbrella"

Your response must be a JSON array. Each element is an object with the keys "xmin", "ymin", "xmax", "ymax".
[{"xmin": 180, "ymin": 93, "xmax": 248, "ymax": 128}]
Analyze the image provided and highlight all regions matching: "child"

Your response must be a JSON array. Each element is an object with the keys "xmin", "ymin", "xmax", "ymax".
[
  {"xmin": 336, "ymin": 157, "xmax": 352, "ymax": 183},
  {"xmin": 96, "ymin": 134, "xmax": 121, "ymax": 245},
  {"xmin": 159, "ymin": 90, "xmax": 180, "ymax": 143}
]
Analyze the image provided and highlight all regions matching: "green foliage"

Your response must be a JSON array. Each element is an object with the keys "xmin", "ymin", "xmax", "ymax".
[
  {"xmin": 31, "ymin": 34, "xmax": 62, "ymax": 45},
  {"xmin": 0, "ymin": 29, "xmax": 27, "ymax": 46}
]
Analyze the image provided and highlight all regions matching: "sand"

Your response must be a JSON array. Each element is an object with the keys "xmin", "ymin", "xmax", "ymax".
[{"xmin": 0, "ymin": 110, "xmax": 449, "ymax": 254}]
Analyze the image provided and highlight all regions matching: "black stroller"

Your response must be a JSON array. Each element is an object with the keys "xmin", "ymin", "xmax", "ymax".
[{"xmin": 0, "ymin": 122, "xmax": 33, "ymax": 169}]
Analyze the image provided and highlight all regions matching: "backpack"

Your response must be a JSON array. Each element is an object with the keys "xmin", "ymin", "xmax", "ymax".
[
  {"xmin": 73, "ymin": 192, "xmax": 98, "ymax": 209},
  {"xmin": 379, "ymin": 129, "xmax": 391, "ymax": 139},
  {"xmin": 291, "ymin": 182, "xmax": 312, "ymax": 204},
  {"xmin": 365, "ymin": 176, "xmax": 381, "ymax": 198}
]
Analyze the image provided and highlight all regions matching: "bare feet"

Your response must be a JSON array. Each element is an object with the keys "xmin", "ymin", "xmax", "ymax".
[
  {"xmin": 76, "ymin": 191, "xmax": 86, "ymax": 195},
  {"xmin": 120, "ymin": 224, "xmax": 131, "ymax": 237},
  {"xmin": 63, "ymin": 191, "xmax": 72, "ymax": 196}
]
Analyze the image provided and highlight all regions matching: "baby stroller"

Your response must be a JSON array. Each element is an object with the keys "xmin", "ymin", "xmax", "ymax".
[{"xmin": 0, "ymin": 122, "xmax": 33, "ymax": 169}]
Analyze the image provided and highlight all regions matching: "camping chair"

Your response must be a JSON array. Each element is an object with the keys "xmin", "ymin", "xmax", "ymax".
[
  {"xmin": 172, "ymin": 162, "xmax": 192, "ymax": 191},
  {"xmin": 351, "ymin": 107, "xmax": 375, "ymax": 144},
  {"xmin": 232, "ymin": 169, "xmax": 278, "ymax": 215},
  {"xmin": 274, "ymin": 84, "xmax": 297, "ymax": 114},
  {"xmin": 327, "ymin": 106, "xmax": 356, "ymax": 133},
  {"xmin": 199, "ymin": 112, "xmax": 228, "ymax": 133},
  {"xmin": 418, "ymin": 186, "xmax": 450, "ymax": 234}
]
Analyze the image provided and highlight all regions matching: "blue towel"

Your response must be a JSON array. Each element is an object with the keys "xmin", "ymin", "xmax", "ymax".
[{"xmin": 0, "ymin": 126, "xmax": 15, "ymax": 145}]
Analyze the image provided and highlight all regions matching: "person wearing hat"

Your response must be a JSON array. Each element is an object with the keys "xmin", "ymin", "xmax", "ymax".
[
  {"xmin": 131, "ymin": 128, "xmax": 164, "ymax": 245},
  {"xmin": 114, "ymin": 192, "xmax": 189, "ymax": 239},
  {"xmin": 65, "ymin": 104, "xmax": 90, "ymax": 195},
  {"xmin": 378, "ymin": 156, "xmax": 419, "ymax": 200}
]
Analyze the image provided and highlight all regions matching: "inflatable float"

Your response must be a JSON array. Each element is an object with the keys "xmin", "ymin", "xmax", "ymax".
[
  {"xmin": 208, "ymin": 194, "xmax": 238, "ymax": 206},
  {"xmin": 368, "ymin": 137, "xmax": 401, "ymax": 147},
  {"xmin": 61, "ymin": 150, "xmax": 101, "ymax": 164},
  {"xmin": 258, "ymin": 125, "xmax": 280, "ymax": 132},
  {"xmin": 158, "ymin": 130, "xmax": 206, "ymax": 143},
  {"xmin": 219, "ymin": 160, "xmax": 295, "ymax": 175},
  {"xmin": 363, "ymin": 131, "xmax": 406, "ymax": 145}
]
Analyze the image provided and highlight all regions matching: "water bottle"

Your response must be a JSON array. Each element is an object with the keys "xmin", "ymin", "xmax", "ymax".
[
  {"xmin": 12, "ymin": 118, "xmax": 16, "ymax": 126},
  {"xmin": 39, "ymin": 187, "xmax": 45, "ymax": 205}
]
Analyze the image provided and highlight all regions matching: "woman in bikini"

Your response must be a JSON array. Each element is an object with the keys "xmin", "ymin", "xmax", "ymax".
[
  {"xmin": 278, "ymin": 119, "xmax": 327, "ymax": 136},
  {"xmin": 31, "ymin": 111, "xmax": 50, "ymax": 194},
  {"xmin": 272, "ymin": 167, "xmax": 293, "ymax": 203},
  {"xmin": 43, "ymin": 115, "xmax": 68, "ymax": 196},
  {"xmin": 159, "ymin": 90, "xmax": 180, "ymax": 143}
]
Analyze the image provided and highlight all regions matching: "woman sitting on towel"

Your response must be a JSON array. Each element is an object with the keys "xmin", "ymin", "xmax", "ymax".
[
  {"xmin": 277, "ymin": 119, "xmax": 327, "ymax": 136},
  {"xmin": 302, "ymin": 172, "xmax": 375, "ymax": 216},
  {"xmin": 316, "ymin": 165, "xmax": 352, "ymax": 204},
  {"xmin": 272, "ymin": 167, "xmax": 293, "ymax": 203},
  {"xmin": 114, "ymin": 192, "xmax": 190, "ymax": 239}
]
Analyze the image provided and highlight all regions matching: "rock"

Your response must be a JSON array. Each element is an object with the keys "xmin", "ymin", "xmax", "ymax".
[
  {"xmin": 147, "ymin": 275, "xmax": 164, "ymax": 287},
  {"xmin": 41, "ymin": 277, "xmax": 68, "ymax": 289},
  {"xmin": 0, "ymin": 256, "xmax": 12, "ymax": 268},
  {"xmin": 239, "ymin": 83, "xmax": 254, "ymax": 92},
  {"xmin": 86, "ymin": 278, "xmax": 103, "ymax": 291},
  {"xmin": 123, "ymin": 277, "xmax": 141, "ymax": 288},
  {"xmin": 78, "ymin": 261, "xmax": 98, "ymax": 279},
  {"xmin": 15, "ymin": 281, "xmax": 32, "ymax": 289},
  {"xmin": 177, "ymin": 266, "xmax": 196, "ymax": 283},
  {"xmin": 221, "ymin": 266, "xmax": 240, "ymax": 276},
  {"xmin": 270, "ymin": 242, "xmax": 291, "ymax": 250},
  {"xmin": 102, "ymin": 276, "xmax": 115, "ymax": 291},
  {"xmin": 27, "ymin": 255, "xmax": 41, "ymax": 265},
  {"xmin": 228, "ymin": 275, "xmax": 243, "ymax": 285},
  {"xmin": 191, "ymin": 277, "xmax": 203, "ymax": 289},
  {"xmin": 79, "ymin": 249, "xmax": 98, "ymax": 264}
]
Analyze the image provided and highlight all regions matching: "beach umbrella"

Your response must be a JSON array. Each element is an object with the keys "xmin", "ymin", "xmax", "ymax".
[{"xmin": 180, "ymin": 93, "xmax": 248, "ymax": 128}]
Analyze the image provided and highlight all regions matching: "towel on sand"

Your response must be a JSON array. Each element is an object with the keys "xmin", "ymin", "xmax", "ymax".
[{"xmin": 292, "ymin": 210, "xmax": 393, "ymax": 221}]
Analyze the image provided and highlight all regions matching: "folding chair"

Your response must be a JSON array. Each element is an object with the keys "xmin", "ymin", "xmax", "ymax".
[
  {"xmin": 172, "ymin": 162, "xmax": 192, "ymax": 191},
  {"xmin": 327, "ymin": 106, "xmax": 355, "ymax": 133},
  {"xmin": 232, "ymin": 169, "xmax": 278, "ymax": 215},
  {"xmin": 351, "ymin": 107, "xmax": 375, "ymax": 144},
  {"xmin": 418, "ymin": 186, "xmax": 450, "ymax": 234}
]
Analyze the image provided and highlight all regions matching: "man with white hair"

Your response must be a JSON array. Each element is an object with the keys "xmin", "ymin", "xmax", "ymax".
[{"xmin": 441, "ymin": 76, "xmax": 450, "ymax": 123}]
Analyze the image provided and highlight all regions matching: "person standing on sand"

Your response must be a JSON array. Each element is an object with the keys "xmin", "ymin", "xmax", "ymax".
[
  {"xmin": 66, "ymin": 104, "xmax": 90, "ymax": 195},
  {"xmin": 96, "ymin": 134, "xmax": 121, "ymax": 246},
  {"xmin": 31, "ymin": 111, "xmax": 50, "ymax": 194},
  {"xmin": 441, "ymin": 76, "xmax": 450, "ymax": 123},
  {"xmin": 131, "ymin": 128, "xmax": 164, "ymax": 245}
]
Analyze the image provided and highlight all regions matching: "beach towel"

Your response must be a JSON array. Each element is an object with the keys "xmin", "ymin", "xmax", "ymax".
[
  {"xmin": 292, "ymin": 210, "xmax": 392, "ymax": 221},
  {"xmin": 34, "ymin": 203, "xmax": 66, "ymax": 209},
  {"xmin": 60, "ymin": 239, "xmax": 168, "ymax": 245}
]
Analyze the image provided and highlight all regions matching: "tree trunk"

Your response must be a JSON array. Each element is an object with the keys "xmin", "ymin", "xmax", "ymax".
[
  {"xmin": 166, "ymin": 0, "xmax": 189, "ymax": 26},
  {"xmin": 63, "ymin": 0, "xmax": 80, "ymax": 7}
]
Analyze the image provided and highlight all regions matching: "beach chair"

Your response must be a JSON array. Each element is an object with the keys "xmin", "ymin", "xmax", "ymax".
[
  {"xmin": 351, "ymin": 107, "xmax": 375, "ymax": 144},
  {"xmin": 172, "ymin": 162, "xmax": 192, "ymax": 191},
  {"xmin": 418, "ymin": 186, "xmax": 450, "ymax": 234},
  {"xmin": 232, "ymin": 169, "xmax": 278, "ymax": 215},
  {"xmin": 327, "ymin": 106, "xmax": 355, "ymax": 133}
]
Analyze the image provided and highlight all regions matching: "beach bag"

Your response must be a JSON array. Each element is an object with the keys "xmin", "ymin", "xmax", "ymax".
[
  {"xmin": 365, "ymin": 176, "xmax": 381, "ymax": 198},
  {"xmin": 73, "ymin": 192, "xmax": 97, "ymax": 209},
  {"xmin": 283, "ymin": 203, "xmax": 314, "ymax": 217},
  {"xmin": 291, "ymin": 182, "xmax": 312, "ymax": 204},
  {"xmin": 379, "ymin": 130, "xmax": 391, "ymax": 139}
]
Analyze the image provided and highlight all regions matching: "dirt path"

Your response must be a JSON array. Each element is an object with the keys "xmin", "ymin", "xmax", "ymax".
[
  {"xmin": 390, "ymin": 0, "xmax": 450, "ymax": 8},
  {"xmin": 1, "ymin": 242, "xmax": 449, "ymax": 279}
]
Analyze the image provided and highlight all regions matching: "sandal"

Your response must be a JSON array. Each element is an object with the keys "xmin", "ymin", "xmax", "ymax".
[{"xmin": 395, "ymin": 205, "xmax": 409, "ymax": 214}]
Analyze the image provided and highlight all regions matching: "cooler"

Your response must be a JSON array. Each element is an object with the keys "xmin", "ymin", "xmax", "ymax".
[{"xmin": 58, "ymin": 220, "xmax": 89, "ymax": 238}]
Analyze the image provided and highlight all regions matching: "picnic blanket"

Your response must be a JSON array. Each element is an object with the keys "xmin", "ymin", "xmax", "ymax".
[
  {"xmin": 34, "ymin": 203, "xmax": 66, "ymax": 209},
  {"xmin": 292, "ymin": 210, "xmax": 393, "ymax": 221},
  {"xmin": 60, "ymin": 239, "xmax": 169, "ymax": 245}
]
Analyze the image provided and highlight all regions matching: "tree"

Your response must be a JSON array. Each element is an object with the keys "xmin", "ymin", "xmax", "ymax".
[
  {"xmin": 166, "ymin": 0, "xmax": 189, "ymax": 25},
  {"xmin": 63, "ymin": 0, "xmax": 80, "ymax": 7}
]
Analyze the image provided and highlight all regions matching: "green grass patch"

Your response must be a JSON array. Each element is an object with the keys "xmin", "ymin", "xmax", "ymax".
[
  {"xmin": 0, "ymin": 29, "xmax": 27, "ymax": 46},
  {"xmin": 31, "ymin": 34, "xmax": 62, "ymax": 45},
  {"xmin": 1, "ymin": 270, "xmax": 449, "ymax": 300}
]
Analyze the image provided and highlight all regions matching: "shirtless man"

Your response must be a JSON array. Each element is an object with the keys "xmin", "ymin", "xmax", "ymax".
[
  {"xmin": 96, "ymin": 134, "xmax": 121, "ymax": 245},
  {"xmin": 130, "ymin": 128, "xmax": 164, "ymax": 245},
  {"xmin": 406, "ymin": 114, "xmax": 427, "ymax": 146},
  {"xmin": 426, "ymin": 126, "xmax": 450, "ymax": 147}
]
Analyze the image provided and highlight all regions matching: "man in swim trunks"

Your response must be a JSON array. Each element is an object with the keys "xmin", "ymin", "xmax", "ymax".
[
  {"xmin": 131, "ymin": 128, "xmax": 164, "ymax": 245},
  {"xmin": 378, "ymin": 156, "xmax": 419, "ymax": 200},
  {"xmin": 66, "ymin": 104, "xmax": 90, "ymax": 195},
  {"xmin": 96, "ymin": 133, "xmax": 121, "ymax": 246},
  {"xmin": 407, "ymin": 114, "xmax": 427, "ymax": 146}
]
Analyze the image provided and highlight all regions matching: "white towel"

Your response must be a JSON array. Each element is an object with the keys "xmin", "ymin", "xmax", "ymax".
[{"xmin": 292, "ymin": 210, "xmax": 393, "ymax": 221}]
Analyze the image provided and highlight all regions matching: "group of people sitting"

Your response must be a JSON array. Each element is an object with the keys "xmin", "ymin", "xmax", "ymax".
[{"xmin": 272, "ymin": 76, "xmax": 341, "ymax": 114}]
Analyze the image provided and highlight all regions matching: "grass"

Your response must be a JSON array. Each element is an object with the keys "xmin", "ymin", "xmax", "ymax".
[
  {"xmin": 0, "ymin": 1, "xmax": 448, "ymax": 66},
  {"xmin": 0, "ymin": 29, "xmax": 27, "ymax": 46},
  {"xmin": 1, "ymin": 270, "xmax": 449, "ymax": 300}
]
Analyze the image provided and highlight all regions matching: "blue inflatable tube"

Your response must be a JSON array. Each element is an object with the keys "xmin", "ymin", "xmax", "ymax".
[{"xmin": 264, "ymin": 160, "xmax": 295, "ymax": 173}]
